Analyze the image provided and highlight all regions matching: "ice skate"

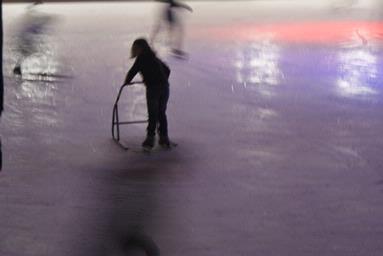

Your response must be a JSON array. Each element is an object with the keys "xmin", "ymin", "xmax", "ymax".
[
  {"xmin": 159, "ymin": 135, "xmax": 171, "ymax": 149},
  {"xmin": 142, "ymin": 136, "xmax": 155, "ymax": 151}
]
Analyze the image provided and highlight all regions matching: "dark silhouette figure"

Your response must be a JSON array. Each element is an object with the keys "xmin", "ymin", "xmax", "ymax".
[
  {"xmin": 151, "ymin": 0, "xmax": 193, "ymax": 58},
  {"xmin": 124, "ymin": 38, "xmax": 171, "ymax": 149}
]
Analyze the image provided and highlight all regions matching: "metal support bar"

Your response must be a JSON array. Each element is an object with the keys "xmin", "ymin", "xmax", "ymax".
[{"xmin": 112, "ymin": 82, "xmax": 147, "ymax": 146}]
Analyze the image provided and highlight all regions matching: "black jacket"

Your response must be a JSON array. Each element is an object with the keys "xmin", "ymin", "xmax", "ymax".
[{"xmin": 125, "ymin": 51, "xmax": 170, "ymax": 89}]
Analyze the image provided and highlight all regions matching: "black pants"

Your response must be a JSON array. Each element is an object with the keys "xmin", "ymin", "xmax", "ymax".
[{"xmin": 146, "ymin": 85, "xmax": 169, "ymax": 137}]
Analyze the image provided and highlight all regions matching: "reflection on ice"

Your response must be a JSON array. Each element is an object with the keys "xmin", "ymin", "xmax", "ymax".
[
  {"xmin": 4, "ymin": 79, "xmax": 60, "ymax": 129},
  {"xmin": 19, "ymin": 81, "xmax": 57, "ymax": 103},
  {"xmin": 234, "ymin": 39, "xmax": 281, "ymax": 96},
  {"xmin": 337, "ymin": 45, "xmax": 378, "ymax": 97},
  {"xmin": 255, "ymin": 108, "xmax": 278, "ymax": 119},
  {"xmin": 22, "ymin": 53, "xmax": 60, "ymax": 77}
]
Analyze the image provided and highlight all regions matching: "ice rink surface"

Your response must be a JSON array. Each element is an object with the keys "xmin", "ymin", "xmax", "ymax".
[{"xmin": 1, "ymin": 1, "xmax": 383, "ymax": 255}]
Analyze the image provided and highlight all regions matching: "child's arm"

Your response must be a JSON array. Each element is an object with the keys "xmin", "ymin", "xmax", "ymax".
[{"xmin": 123, "ymin": 59, "xmax": 140, "ymax": 85}]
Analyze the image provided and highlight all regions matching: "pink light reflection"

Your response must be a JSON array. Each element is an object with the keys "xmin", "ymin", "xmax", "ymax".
[{"xmin": 196, "ymin": 21, "xmax": 383, "ymax": 44}]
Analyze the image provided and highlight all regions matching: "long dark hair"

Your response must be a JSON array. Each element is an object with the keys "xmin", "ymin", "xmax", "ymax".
[{"xmin": 132, "ymin": 38, "xmax": 155, "ymax": 56}]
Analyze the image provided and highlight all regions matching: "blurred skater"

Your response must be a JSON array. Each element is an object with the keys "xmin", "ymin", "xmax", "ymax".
[
  {"xmin": 150, "ymin": 0, "xmax": 192, "ymax": 58},
  {"xmin": 13, "ymin": 1, "xmax": 54, "ymax": 76},
  {"xmin": 124, "ymin": 38, "xmax": 172, "ymax": 150}
]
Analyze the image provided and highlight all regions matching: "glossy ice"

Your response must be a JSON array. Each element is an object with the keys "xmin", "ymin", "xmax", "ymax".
[{"xmin": 1, "ymin": 1, "xmax": 383, "ymax": 256}]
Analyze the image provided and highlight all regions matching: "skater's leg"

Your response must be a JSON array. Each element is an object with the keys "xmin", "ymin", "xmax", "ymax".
[
  {"xmin": 146, "ymin": 90, "xmax": 160, "ymax": 138},
  {"xmin": 143, "ymin": 91, "xmax": 159, "ymax": 148},
  {"xmin": 167, "ymin": 19, "xmax": 176, "ymax": 50},
  {"xmin": 14, "ymin": 38, "xmax": 33, "ymax": 75},
  {"xmin": 174, "ymin": 20, "xmax": 185, "ymax": 53},
  {"xmin": 150, "ymin": 18, "xmax": 162, "ymax": 45},
  {"xmin": 158, "ymin": 86, "xmax": 170, "ymax": 147},
  {"xmin": 13, "ymin": 58, "xmax": 23, "ymax": 75},
  {"xmin": 13, "ymin": 46, "xmax": 33, "ymax": 75},
  {"xmin": 170, "ymin": 22, "xmax": 188, "ymax": 58},
  {"xmin": 167, "ymin": 8, "xmax": 178, "ymax": 49},
  {"xmin": 158, "ymin": 86, "xmax": 169, "ymax": 137}
]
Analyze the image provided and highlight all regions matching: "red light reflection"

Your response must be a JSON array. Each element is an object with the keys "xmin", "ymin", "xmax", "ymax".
[{"xmin": 197, "ymin": 21, "xmax": 383, "ymax": 44}]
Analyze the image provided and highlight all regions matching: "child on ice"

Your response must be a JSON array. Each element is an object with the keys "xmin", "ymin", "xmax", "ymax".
[{"xmin": 124, "ymin": 38, "xmax": 171, "ymax": 149}]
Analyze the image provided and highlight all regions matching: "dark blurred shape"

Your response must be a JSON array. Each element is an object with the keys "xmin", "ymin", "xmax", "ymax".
[
  {"xmin": 151, "ymin": 0, "xmax": 192, "ymax": 58},
  {"xmin": 114, "ymin": 231, "xmax": 160, "ymax": 256},
  {"xmin": 69, "ymin": 163, "xmax": 168, "ymax": 256},
  {"xmin": 13, "ymin": 1, "xmax": 56, "ymax": 76}
]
